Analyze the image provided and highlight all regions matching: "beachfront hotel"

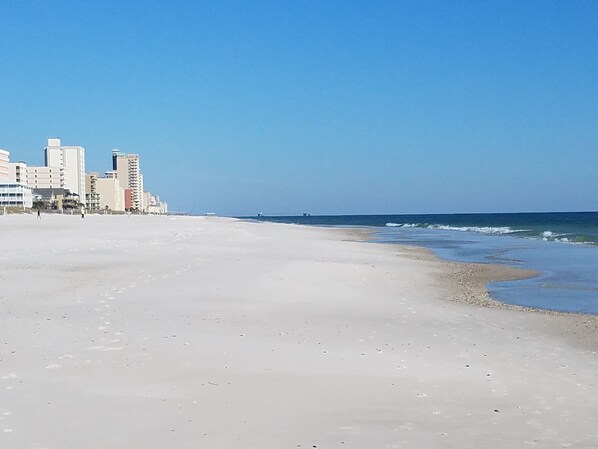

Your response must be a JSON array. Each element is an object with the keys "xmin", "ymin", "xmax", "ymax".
[
  {"xmin": 8, "ymin": 161, "xmax": 27, "ymax": 184},
  {"xmin": 0, "ymin": 179, "xmax": 33, "ymax": 209},
  {"xmin": 45, "ymin": 138, "xmax": 86, "ymax": 201},
  {"xmin": 25, "ymin": 165, "xmax": 64, "ymax": 189},
  {"xmin": 112, "ymin": 150, "xmax": 143, "ymax": 211},
  {"xmin": 86, "ymin": 171, "xmax": 126, "ymax": 212},
  {"xmin": 0, "ymin": 149, "xmax": 9, "ymax": 178},
  {"xmin": 143, "ymin": 191, "xmax": 168, "ymax": 214},
  {"xmin": 8, "ymin": 160, "xmax": 65, "ymax": 191},
  {"xmin": 0, "ymin": 149, "xmax": 34, "ymax": 209}
]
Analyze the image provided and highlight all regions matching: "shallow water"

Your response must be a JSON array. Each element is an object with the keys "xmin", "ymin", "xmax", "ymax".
[{"xmin": 375, "ymin": 226, "xmax": 598, "ymax": 314}]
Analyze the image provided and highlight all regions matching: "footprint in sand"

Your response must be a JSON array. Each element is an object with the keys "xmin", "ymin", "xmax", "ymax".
[{"xmin": 87, "ymin": 346, "xmax": 122, "ymax": 351}]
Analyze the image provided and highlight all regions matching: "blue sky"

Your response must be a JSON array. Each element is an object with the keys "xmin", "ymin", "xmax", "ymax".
[{"xmin": 1, "ymin": 0, "xmax": 597, "ymax": 215}]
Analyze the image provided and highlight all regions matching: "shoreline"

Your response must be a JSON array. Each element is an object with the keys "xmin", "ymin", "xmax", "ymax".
[
  {"xmin": 338, "ymin": 225, "xmax": 598, "ymax": 351},
  {"xmin": 281, "ymin": 221, "xmax": 598, "ymax": 350},
  {"xmin": 253, "ymin": 219, "xmax": 598, "ymax": 351},
  {"xmin": 281, "ymin": 222, "xmax": 582, "ymax": 312}
]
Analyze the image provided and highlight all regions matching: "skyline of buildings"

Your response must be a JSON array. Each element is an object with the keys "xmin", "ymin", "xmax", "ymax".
[{"xmin": 0, "ymin": 138, "xmax": 167, "ymax": 214}]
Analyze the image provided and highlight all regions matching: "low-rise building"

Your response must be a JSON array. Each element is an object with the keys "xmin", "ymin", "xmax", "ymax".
[
  {"xmin": 32, "ymin": 188, "xmax": 80, "ymax": 210},
  {"xmin": 0, "ymin": 178, "xmax": 33, "ymax": 209},
  {"xmin": 144, "ymin": 192, "xmax": 168, "ymax": 215}
]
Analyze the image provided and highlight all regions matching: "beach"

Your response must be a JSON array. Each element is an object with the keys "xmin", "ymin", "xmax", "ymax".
[{"xmin": 1, "ymin": 214, "xmax": 597, "ymax": 448}]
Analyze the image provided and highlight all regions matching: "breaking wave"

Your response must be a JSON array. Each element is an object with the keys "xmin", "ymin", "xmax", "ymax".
[
  {"xmin": 540, "ymin": 231, "xmax": 589, "ymax": 244},
  {"xmin": 385, "ymin": 223, "xmax": 596, "ymax": 245},
  {"xmin": 385, "ymin": 223, "xmax": 527, "ymax": 235}
]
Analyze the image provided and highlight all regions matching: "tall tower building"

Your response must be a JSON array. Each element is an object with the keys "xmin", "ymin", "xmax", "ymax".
[
  {"xmin": 112, "ymin": 150, "xmax": 143, "ymax": 211},
  {"xmin": 44, "ymin": 138, "xmax": 86, "ymax": 201}
]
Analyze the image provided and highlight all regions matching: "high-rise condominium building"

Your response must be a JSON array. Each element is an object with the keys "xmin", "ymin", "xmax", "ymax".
[
  {"xmin": 112, "ymin": 150, "xmax": 143, "ymax": 211},
  {"xmin": 0, "ymin": 149, "xmax": 9, "ymax": 179},
  {"xmin": 45, "ymin": 138, "xmax": 86, "ymax": 201}
]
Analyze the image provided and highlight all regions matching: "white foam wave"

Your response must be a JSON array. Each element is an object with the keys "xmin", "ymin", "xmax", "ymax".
[
  {"xmin": 385, "ymin": 223, "xmax": 595, "ymax": 245},
  {"xmin": 430, "ymin": 225, "xmax": 526, "ymax": 235},
  {"xmin": 385, "ymin": 222, "xmax": 423, "ymax": 228},
  {"xmin": 385, "ymin": 223, "xmax": 526, "ymax": 235},
  {"xmin": 542, "ymin": 231, "xmax": 558, "ymax": 238},
  {"xmin": 540, "ymin": 231, "xmax": 583, "ymax": 244},
  {"xmin": 541, "ymin": 230, "xmax": 567, "ymax": 241}
]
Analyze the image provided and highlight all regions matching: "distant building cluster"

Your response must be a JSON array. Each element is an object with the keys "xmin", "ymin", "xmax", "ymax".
[{"xmin": 0, "ymin": 138, "xmax": 167, "ymax": 214}]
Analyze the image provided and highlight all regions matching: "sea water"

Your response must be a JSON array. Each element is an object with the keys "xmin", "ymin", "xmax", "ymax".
[{"xmin": 250, "ymin": 213, "xmax": 598, "ymax": 314}]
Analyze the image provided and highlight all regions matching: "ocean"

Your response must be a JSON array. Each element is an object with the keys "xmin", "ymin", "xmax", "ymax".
[{"xmin": 247, "ymin": 212, "xmax": 598, "ymax": 315}]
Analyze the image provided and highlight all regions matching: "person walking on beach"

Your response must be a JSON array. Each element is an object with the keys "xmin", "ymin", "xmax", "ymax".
[{"xmin": 37, "ymin": 209, "xmax": 41, "ymax": 219}]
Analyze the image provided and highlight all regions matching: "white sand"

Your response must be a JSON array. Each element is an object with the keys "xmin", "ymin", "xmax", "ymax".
[{"xmin": 1, "ymin": 214, "xmax": 597, "ymax": 448}]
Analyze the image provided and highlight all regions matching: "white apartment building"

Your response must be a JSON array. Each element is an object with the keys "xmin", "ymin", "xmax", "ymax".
[
  {"xmin": 144, "ymin": 192, "xmax": 168, "ymax": 215},
  {"xmin": 8, "ymin": 162, "xmax": 27, "ymax": 184},
  {"xmin": 0, "ymin": 150, "xmax": 9, "ymax": 179},
  {"xmin": 45, "ymin": 138, "xmax": 86, "ymax": 201},
  {"xmin": 0, "ymin": 178, "xmax": 33, "ymax": 209},
  {"xmin": 113, "ymin": 150, "xmax": 143, "ymax": 211},
  {"xmin": 26, "ymin": 166, "xmax": 64, "ymax": 190}
]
